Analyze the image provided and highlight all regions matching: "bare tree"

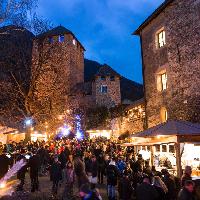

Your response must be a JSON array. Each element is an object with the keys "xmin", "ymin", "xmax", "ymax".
[{"xmin": 0, "ymin": 0, "xmax": 52, "ymax": 34}]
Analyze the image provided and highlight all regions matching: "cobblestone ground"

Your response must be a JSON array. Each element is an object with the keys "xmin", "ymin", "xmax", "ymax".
[{"xmin": 0, "ymin": 174, "xmax": 113, "ymax": 200}]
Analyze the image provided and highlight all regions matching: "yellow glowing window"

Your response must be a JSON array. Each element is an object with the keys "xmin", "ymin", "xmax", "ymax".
[
  {"xmin": 160, "ymin": 107, "xmax": 168, "ymax": 122},
  {"xmin": 157, "ymin": 30, "xmax": 166, "ymax": 48},
  {"xmin": 157, "ymin": 72, "xmax": 167, "ymax": 91}
]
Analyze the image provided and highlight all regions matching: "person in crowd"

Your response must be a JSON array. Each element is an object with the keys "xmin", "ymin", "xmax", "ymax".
[
  {"xmin": 90, "ymin": 155, "xmax": 98, "ymax": 189},
  {"xmin": 178, "ymin": 180, "xmax": 196, "ymax": 200},
  {"xmin": 50, "ymin": 156, "xmax": 62, "ymax": 196},
  {"xmin": 0, "ymin": 150, "xmax": 10, "ymax": 179},
  {"xmin": 63, "ymin": 161, "xmax": 75, "ymax": 199},
  {"xmin": 161, "ymin": 169, "xmax": 177, "ymax": 200},
  {"xmin": 97, "ymin": 153, "xmax": 105, "ymax": 184},
  {"xmin": 134, "ymin": 154, "xmax": 144, "ymax": 172},
  {"xmin": 136, "ymin": 176, "xmax": 159, "ymax": 200},
  {"xmin": 118, "ymin": 170, "xmax": 133, "ymax": 200},
  {"xmin": 181, "ymin": 166, "xmax": 192, "ymax": 187},
  {"xmin": 117, "ymin": 157, "xmax": 126, "ymax": 174},
  {"xmin": 28, "ymin": 149, "xmax": 40, "ymax": 192},
  {"xmin": 152, "ymin": 176, "xmax": 168, "ymax": 200},
  {"xmin": 106, "ymin": 158, "xmax": 119, "ymax": 200},
  {"xmin": 79, "ymin": 183, "xmax": 102, "ymax": 200}
]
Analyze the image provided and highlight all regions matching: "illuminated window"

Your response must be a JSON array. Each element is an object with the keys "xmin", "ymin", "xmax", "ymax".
[
  {"xmin": 160, "ymin": 107, "xmax": 168, "ymax": 122},
  {"xmin": 73, "ymin": 39, "xmax": 76, "ymax": 45},
  {"xmin": 157, "ymin": 72, "xmax": 167, "ymax": 91},
  {"xmin": 169, "ymin": 145, "xmax": 175, "ymax": 153},
  {"xmin": 155, "ymin": 145, "xmax": 160, "ymax": 152},
  {"xmin": 162, "ymin": 145, "xmax": 167, "ymax": 152},
  {"xmin": 157, "ymin": 30, "xmax": 166, "ymax": 48},
  {"xmin": 58, "ymin": 35, "xmax": 65, "ymax": 42},
  {"xmin": 100, "ymin": 85, "xmax": 107, "ymax": 93}
]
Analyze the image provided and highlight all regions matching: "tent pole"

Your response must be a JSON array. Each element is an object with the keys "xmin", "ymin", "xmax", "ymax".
[
  {"xmin": 150, "ymin": 145, "xmax": 154, "ymax": 167},
  {"xmin": 175, "ymin": 142, "xmax": 182, "ymax": 178}
]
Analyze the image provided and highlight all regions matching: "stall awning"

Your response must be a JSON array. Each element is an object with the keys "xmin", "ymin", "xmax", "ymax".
[{"xmin": 131, "ymin": 120, "xmax": 200, "ymax": 138}]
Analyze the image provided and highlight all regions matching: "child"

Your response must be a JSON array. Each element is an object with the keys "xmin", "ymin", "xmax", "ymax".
[{"xmin": 63, "ymin": 161, "xmax": 75, "ymax": 199}]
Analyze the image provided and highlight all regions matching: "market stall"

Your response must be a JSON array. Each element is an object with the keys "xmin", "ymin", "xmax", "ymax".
[{"xmin": 127, "ymin": 120, "xmax": 200, "ymax": 177}]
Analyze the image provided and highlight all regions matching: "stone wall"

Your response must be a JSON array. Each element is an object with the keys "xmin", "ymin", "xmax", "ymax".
[
  {"xmin": 140, "ymin": 0, "xmax": 200, "ymax": 128},
  {"xmin": 31, "ymin": 33, "xmax": 84, "ymax": 124},
  {"xmin": 112, "ymin": 101, "xmax": 145, "ymax": 138},
  {"xmin": 95, "ymin": 76, "xmax": 121, "ymax": 108}
]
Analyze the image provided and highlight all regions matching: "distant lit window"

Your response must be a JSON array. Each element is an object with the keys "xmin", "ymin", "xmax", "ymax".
[
  {"xmin": 49, "ymin": 37, "xmax": 53, "ymax": 44},
  {"xmin": 162, "ymin": 145, "xmax": 167, "ymax": 152},
  {"xmin": 157, "ymin": 72, "xmax": 167, "ymax": 91},
  {"xmin": 157, "ymin": 30, "xmax": 166, "ymax": 48},
  {"xmin": 73, "ymin": 39, "xmax": 76, "ymax": 45},
  {"xmin": 110, "ymin": 76, "xmax": 115, "ymax": 81},
  {"xmin": 155, "ymin": 145, "xmax": 160, "ymax": 152},
  {"xmin": 59, "ymin": 35, "xmax": 65, "ymax": 42},
  {"xmin": 160, "ymin": 107, "xmax": 168, "ymax": 123},
  {"xmin": 169, "ymin": 145, "xmax": 175, "ymax": 153},
  {"xmin": 100, "ymin": 85, "xmax": 107, "ymax": 93},
  {"xmin": 101, "ymin": 76, "xmax": 106, "ymax": 81}
]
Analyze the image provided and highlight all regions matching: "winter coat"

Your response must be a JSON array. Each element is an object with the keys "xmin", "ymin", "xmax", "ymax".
[
  {"xmin": 0, "ymin": 154, "xmax": 10, "ymax": 179},
  {"xmin": 136, "ymin": 182, "xmax": 159, "ymax": 200},
  {"xmin": 153, "ymin": 185, "xmax": 166, "ymax": 200},
  {"xmin": 50, "ymin": 161, "xmax": 62, "ymax": 182},
  {"xmin": 65, "ymin": 168, "xmax": 75, "ymax": 184},
  {"xmin": 118, "ymin": 176, "xmax": 133, "ymax": 200},
  {"xmin": 106, "ymin": 164, "xmax": 119, "ymax": 186},
  {"xmin": 91, "ymin": 161, "xmax": 98, "ymax": 177},
  {"xmin": 178, "ymin": 188, "xmax": 196, "ymax": 200},
  {"xmin": 28, "ymin": 154, "xmax": 40, "ymax": 179}
]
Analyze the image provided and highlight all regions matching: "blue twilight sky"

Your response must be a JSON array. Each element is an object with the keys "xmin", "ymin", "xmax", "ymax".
[{"xmin": 37, "ymin": 0, "xmax": 164, "ymax": 84}]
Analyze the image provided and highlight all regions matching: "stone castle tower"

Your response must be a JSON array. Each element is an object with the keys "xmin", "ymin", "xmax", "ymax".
[
  {"xmin": 94, "ymin": 64, "xmax": 121, "ymax": 108},
  {"xmin": 31, "ymin": 26, "xmax": 85, "ymax": 122}
]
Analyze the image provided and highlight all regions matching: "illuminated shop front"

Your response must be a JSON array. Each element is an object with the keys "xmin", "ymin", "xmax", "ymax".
[{"xmin": 126, "ymin": 120, "xmax": 200, "ymax": 177}]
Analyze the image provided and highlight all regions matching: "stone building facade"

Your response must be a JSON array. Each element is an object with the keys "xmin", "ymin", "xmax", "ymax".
[
  {"xmin": 94, "ymin": 65, "xmax": 121, "ymax": 108},
  {"xmin": 111, "ymin": 99, "xmax": 145, "ymax": 139},
  {"xmin": 134, "ymin": 0, "xmax": 200, "ymax": 128}
]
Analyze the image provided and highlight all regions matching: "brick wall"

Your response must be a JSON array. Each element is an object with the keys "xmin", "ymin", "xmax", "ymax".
[{"xmin": 140, "ymin": 0, "xmax": 200, "ymax": 128}]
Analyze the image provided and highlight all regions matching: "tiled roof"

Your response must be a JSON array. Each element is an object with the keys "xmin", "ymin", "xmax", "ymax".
[{"xmin": 133, "ymin": 120, "xmax": 200, "ymax": 137}]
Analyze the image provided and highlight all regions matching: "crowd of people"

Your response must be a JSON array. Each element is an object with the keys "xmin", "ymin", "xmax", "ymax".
[{"xmin": 0, "ymin": 138, "xmax": 199, "ymax": 200}]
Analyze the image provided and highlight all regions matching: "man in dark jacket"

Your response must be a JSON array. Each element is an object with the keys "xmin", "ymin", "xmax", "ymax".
[
  {"xmin": 136, "ymin": 176, "xmax": 159, "ymax": 200},
  {"xmin": 28, "ymin": 150, "xmax": 40, "ymax": 192},
  {"xmin": 118, "ymin": 170, "xmax": 133, "ymax": 200},
  {"xmin": 90, "ymin": 156, "xmax": 98, "ymax": 189},
  {"xmin": 106, "ymin": 159, "xmax": 119, "ymax": 200},
  {"xmin": 50, "ymin": 156, "xmax": 62, "ymax": 195},
  {"xmin": 97, "ymin": 154, "xmax": 105, "ymax": 184},
  {"xmin": 178, "ymin": 180, "xmax": 196, "ymax": 200},
  {"xmin": 0, "ymin": 152, "xmax": 10, "ymax": 179},
  {"xmin": 181, "ymin": 166, "xmax": 192, "ymax": 187}
]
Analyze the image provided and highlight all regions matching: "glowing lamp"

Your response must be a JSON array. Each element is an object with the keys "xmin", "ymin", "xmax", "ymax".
[
  {"xmin": 25, "ymin": 118, "xmax": 32, "ymax": 126},
  {"xmin": 0, "ymin": 182, "xmax": 6, "ymax": 189},
  {"xmin": 76, "ymin": 130, "xmax": 83, "ymax": 140}
]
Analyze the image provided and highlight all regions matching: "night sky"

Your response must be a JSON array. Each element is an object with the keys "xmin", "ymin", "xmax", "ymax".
[{"xmin": 37, "ymin": 0, "xmax": 164, "ymax": 83}]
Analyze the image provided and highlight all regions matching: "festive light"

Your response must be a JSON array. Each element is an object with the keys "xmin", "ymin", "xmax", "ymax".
[
  {"xmin": 75, "ymin": 115, "xmax": 84, "ymax": 140},
  {"xmin": 25, "ymin": 118, "xmax": 32, "ymax": 126},
  {"xmin": 0, "ymin": 182, "xmax": 6, "ymax": 189}
]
